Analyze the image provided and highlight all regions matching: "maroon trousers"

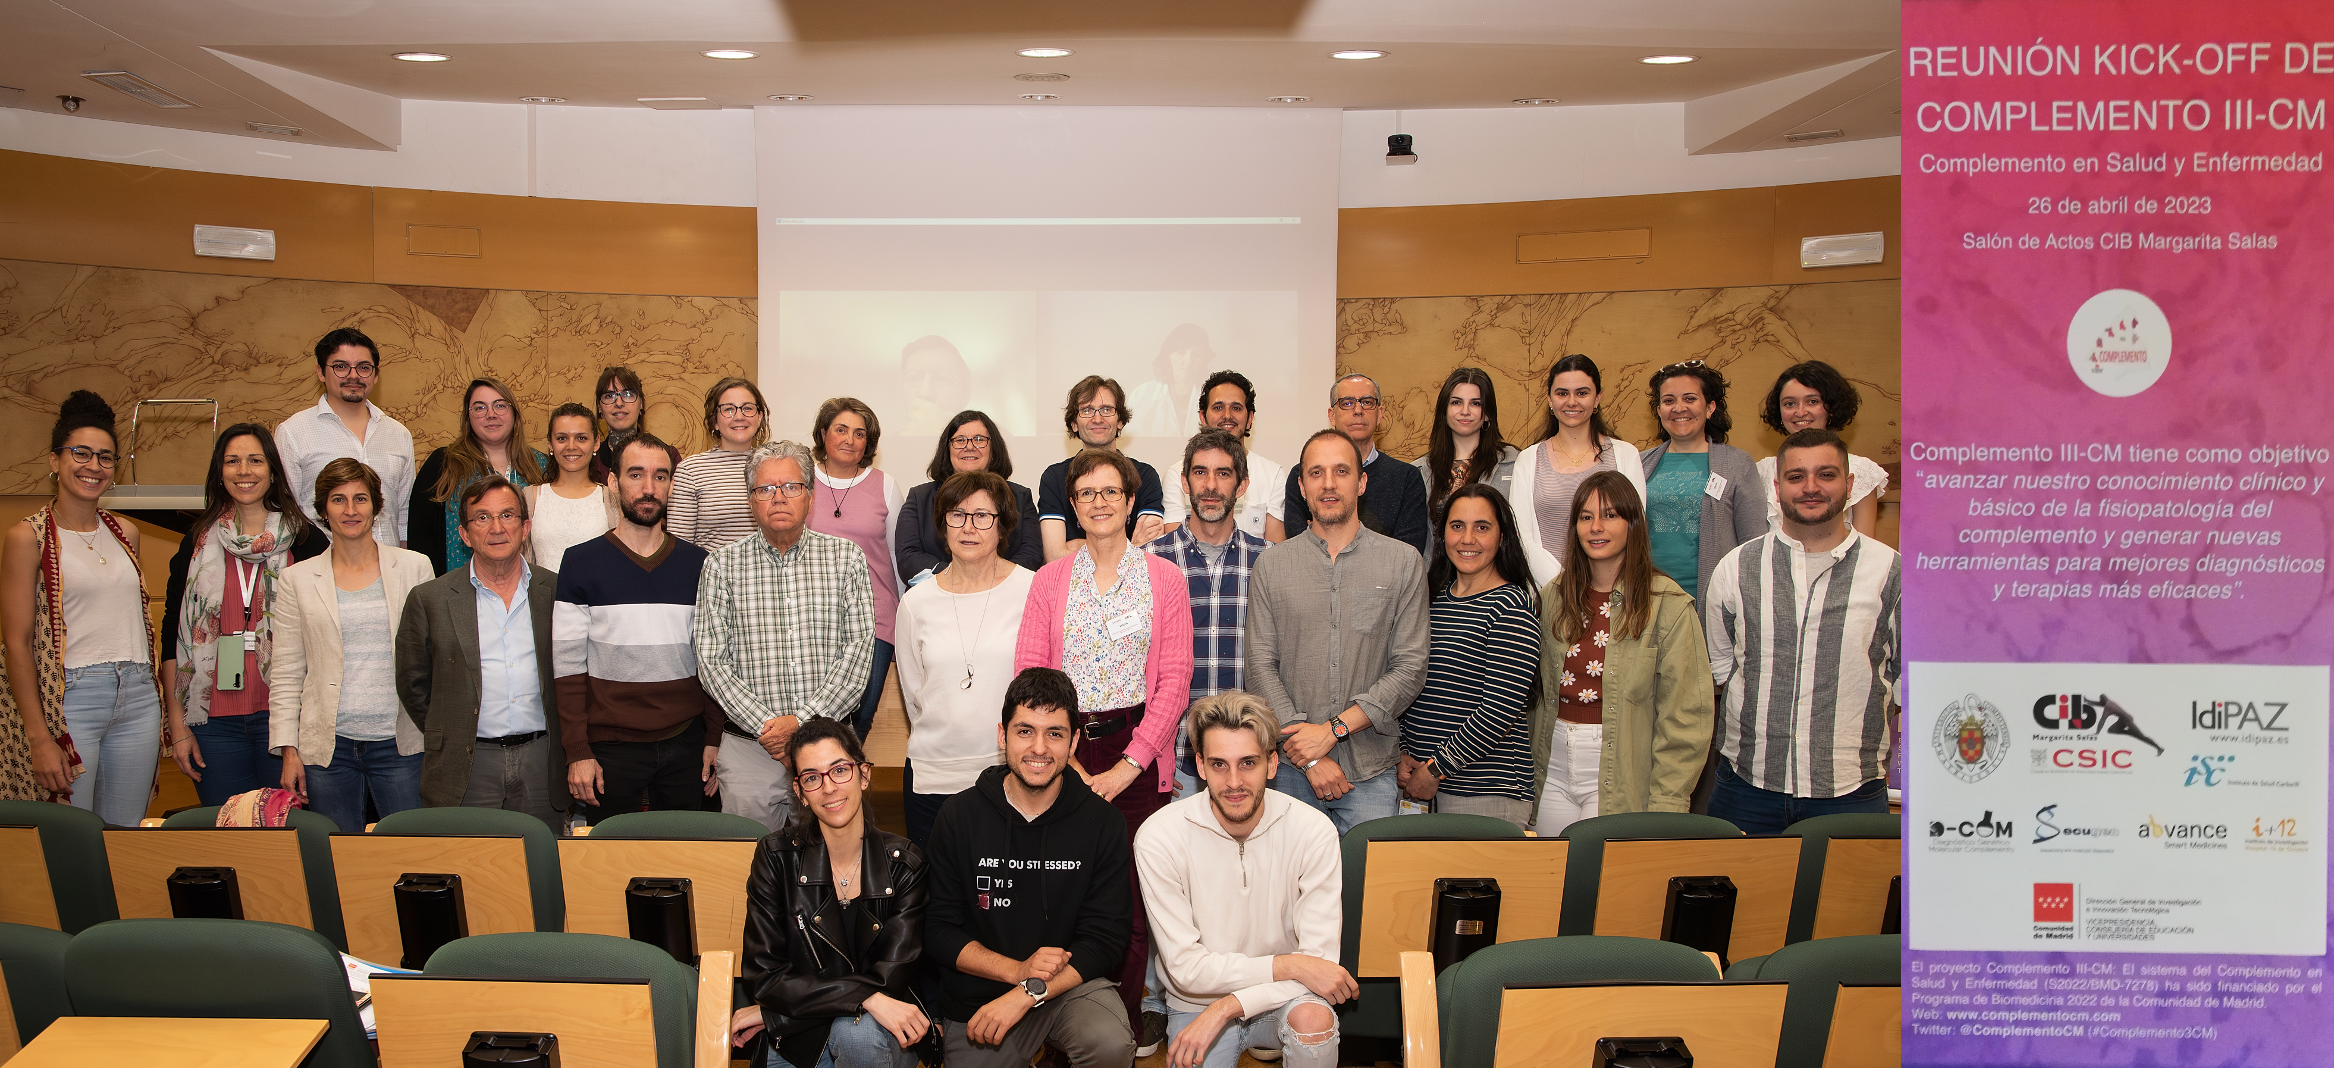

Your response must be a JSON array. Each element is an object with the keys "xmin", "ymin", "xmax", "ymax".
[{"xmin": 1076, "ymin": 703, "xmax": 1168, "ymax": 1029}]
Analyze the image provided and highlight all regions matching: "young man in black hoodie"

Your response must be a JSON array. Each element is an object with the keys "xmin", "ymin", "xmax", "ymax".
[{"xmin": 925, "ymin": 667, "xmax": 1137, "ymax": 1068}]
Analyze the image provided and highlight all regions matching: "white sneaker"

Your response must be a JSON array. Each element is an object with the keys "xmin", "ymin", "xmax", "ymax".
[{"xmin": 1248, "ymin": 1048, "xmax": 1282, "ymax": 1062}]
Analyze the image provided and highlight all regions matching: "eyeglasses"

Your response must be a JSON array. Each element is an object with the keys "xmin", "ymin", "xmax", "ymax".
[
  {"xmin": 466, "ymin": 510, "xmax": 523, "ymax": 528},
  {"xmin": 1333, "ymin": 396, "xmax": 1382, "ymax": 412},
  {"xmin": 327, "ymin": 361, "xmax": 378, "ymax": 379},
  {"xmin": 58, "ymin": 445, "xmax": 118, "ymax": 468},
  {"xmin": 750, "ymin": 482, "xmax": 809, "ymax": 501},
  {"xmin": 599, "ymin": 389, "xmax": 639, "ymax": 403},
  {"xmin": 717, "ymin": 403, "xmax": 762, "ymax": 418},
  {"xmin": 794, "ymin": 761, "xmax": 872, "ymax": 792},
  {"xmin": 945, "ymin": 509, "xmax": 999, "ymax": 530},
  {"xmin": 1077, "ymin": 405, "xmax": 1120, "ymax": 419},
  {"xmin": 1074, "ymin": 487, "xmax": 1125, "ymax": 504},
  {"xmin": 950, "ymin": 434, "xmax": 991, "ymax": 449},
  {"xmin": 468, "ymin": 400, "xmax": 513, "ymax": 416}
]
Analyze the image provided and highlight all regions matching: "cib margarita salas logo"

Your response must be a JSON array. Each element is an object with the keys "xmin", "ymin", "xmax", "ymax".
[{"xmin": 2028, "ymin": 693, "xmax": 2163, "ymax": 773}]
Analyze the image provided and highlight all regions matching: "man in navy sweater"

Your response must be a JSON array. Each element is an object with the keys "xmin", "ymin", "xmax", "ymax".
[
  {"xmin": 553, "ymin": 432, "xmax": 725, "ymax": 825},
  {"xmin": 925, "ymin": 667, "xmax": 1136, "ymax": 1068}
]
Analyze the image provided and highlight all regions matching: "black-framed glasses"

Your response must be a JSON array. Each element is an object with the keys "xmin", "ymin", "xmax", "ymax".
[
  {"xmin": 327, "ymin": 361, "xmax": 378, "ymax": 379},
  {"xmin": 1074, "ymin": 486, "xmax": 1125, "ymax": 504},
  {"xmin": 599, "ymin": 389, "xmax": 639, "ymax": 403},
  {"xmin": 945, "ymin": 509, "xmax": 999, "ymax": 530},
  {"xmin": 1076, "ymin": 405, "xmax": 1120, "ymax": 419},
  {"xmin": 794, "ymin": 761, "xmax": 872, "ymax": 792},
  {"xmin": 950, "ymin": 434, "xmax": 991, "ymax": 449},
  {"xmin": 750, "ymin": 482, "xmax": 809, "ymax": 501},
  {"xmin": 1333, "ymin": 396, "xmax": 1382, "ymax": 412},
  {"xmin": 58, "ymin": 445, "xmax": 118, "ymax": 468}
]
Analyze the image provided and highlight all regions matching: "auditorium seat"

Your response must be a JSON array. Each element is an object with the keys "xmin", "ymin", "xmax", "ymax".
[
  {"xmin": 372, "ymin": 808, "xmax": 564, "ymax": 931},
  {"xmin": 62, "ymin": 917, "xmax": 374, "ymax": 1068},
  {"xmin": 1782, "ymin": 813, "xmax": 1901, "ymax": 944},
  {"xmin": 1725, "ymin": 934, "xmax": 1900, "ymax": 1068},
  {"xmin": 420, "ymin": 932, "xmax": 718, "ymax": 1068},
  {"xmin": 0, "ymin": 922, "xmax": 73, "ymax": 1055},
  {"xmin": 1336, "ymin": 814, "xmax": 1524, "ymax": 1042},
  {"xmin": 0, "ymin": 800, "xmax": 118, "ymax": 933},
  {"xmin": 589, "ymin": 809, "xmax": 769, "ymax": 839},
  {"xmin": 159, "ymin": 806, "xmax": 348, "ymax": 949},
  {"xmin": 1553, "ymin": 811, "xmax": 1741, "ymax": 934},
  {"xmin": 1408, "ymin": 935, "xmax": 1728, "ymax": 1068}
]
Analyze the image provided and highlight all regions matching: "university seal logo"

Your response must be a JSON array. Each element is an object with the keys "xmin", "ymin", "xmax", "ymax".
[{"xmin": 1933, "ymin": 693, "xmax": 2009, "ymax": 783}]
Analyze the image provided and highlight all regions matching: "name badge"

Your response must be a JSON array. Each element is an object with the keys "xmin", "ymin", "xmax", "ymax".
[
  {"xmin": 1105, "ymin": 610, "xmax": 1145, "ymax": 641},
  {"xmin": 1705, "ymin": 472, "xmax": 1728, "ymax": 501}
]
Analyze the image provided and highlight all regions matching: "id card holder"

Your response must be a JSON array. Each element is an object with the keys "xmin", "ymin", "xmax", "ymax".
[{"xmin": 218, "ymin": 633, "xmax": 246, "ymax": 691}]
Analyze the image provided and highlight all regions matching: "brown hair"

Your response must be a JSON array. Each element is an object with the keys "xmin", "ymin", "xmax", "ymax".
[
  {"xmin": 934, "ymin": 470, "xmax": 1019, "ymax": 554},
  {"xmin": 1065, "ymin": 447, "xmax": 1138, "ymax": 503},
  {"xmin": 312, "ymin": 457, "xmax": 383, "ymax": 522},
  {"xmin": 699, "ymin": 377, "xmax": 770, "ymax": 453},
  {"xmin": 547, "ymin": 402, "xmax": 597, "ymax": 441},
  {"xmin": 810, "ymin": 396, "xmax": 882, "ymax": 471},
  {"xmin": 458, "ymin": 474, "xmax": 528, "ymax": 523},
  {"xmin": 925, "ymin": 410, "xmax": 1014, "ymax": 483},
  {"xmin": 1424, "ymin": 367, "xmax": 1509, "ymax": 519},
  {"xmin": 595, "ymin": 364, "xmax": 646, "ymax": 437},
  {"xmin": 431, "ymin": 377, "xmax": 548, "ymax": 501},
  {"xmin": 1061, "ymin": 375, "xmax": 1129, "ymax": 435},
  {"xmin": 1550, "ymin": 471, "xmax": 1677, "ymax": 644}
]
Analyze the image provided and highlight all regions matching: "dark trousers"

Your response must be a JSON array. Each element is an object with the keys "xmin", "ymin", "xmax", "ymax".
[
  {"xmin": 1075, "ymin": 704, "xmax": 1168, "ymax": 1031},
  {"xmin": 186, "ymin": 712, "xmax": 282, "ymax": 806},
  {"xmin": 900, "ymin": 758, "xmax": 950, "ymax": 850},
  {"xmin": 577, "ymin": 719, "xmax": 710, "ymax": 826},
  {"xmin": 1707, "ymin": 759, "xmax": 1888, "ymax": 835}
]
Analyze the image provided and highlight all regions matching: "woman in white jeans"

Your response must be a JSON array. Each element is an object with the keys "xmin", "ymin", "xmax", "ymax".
[
  {"xmin": 1, "ymin": 391, "xmax": 163, "ymax": 824},
  {"xmin": 1527, "ymin": 471, "xmax": 1715, "ymax": 836}
]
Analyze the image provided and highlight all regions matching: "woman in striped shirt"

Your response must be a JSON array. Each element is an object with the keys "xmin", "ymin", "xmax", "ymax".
[
  {"xmin": 668, "ymin": 377, "xmax": 769, "ymax": 552},
  {"xmin": 1395, "ymin": 482, "xmax": 1542, "ymax": 829}
]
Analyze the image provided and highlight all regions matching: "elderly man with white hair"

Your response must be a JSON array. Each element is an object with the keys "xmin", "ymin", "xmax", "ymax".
[{"xmin": 693, "ymin": 439, "xmax": 876, "ymax": 831}]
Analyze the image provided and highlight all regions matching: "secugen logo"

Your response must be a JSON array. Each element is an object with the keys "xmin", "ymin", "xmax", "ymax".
[{"xmin": 2032, "ymin": 804, "xmax": 2120, "ymax": 845}]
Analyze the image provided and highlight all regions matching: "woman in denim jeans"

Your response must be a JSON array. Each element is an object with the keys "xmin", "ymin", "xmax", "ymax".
[{"xmin": 1, "ymin": 391, "xmax": 164, "ymax": 824}]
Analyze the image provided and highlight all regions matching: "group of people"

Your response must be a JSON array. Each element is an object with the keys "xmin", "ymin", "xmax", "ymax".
[{"xmin": 0, "ymin": 326, "xmax": 1899, "ymax": 1068}]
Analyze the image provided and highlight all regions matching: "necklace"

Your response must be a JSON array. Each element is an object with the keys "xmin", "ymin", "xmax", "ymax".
[
  {"xmin": 67, "ymin": 525, "xmax": 105, "ymax": 563},
  {"xmin": 948, "ymin": 571, "xmax": 1000, "ymax": 689},
  {"xmin": 829, "ymin": 470, "xmax": 859, "ymax": 518}
]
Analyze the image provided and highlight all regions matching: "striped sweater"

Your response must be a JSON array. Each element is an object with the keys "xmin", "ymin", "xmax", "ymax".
[
  {"xmin": 1397, "ymin": 581, "xmax": 1542, "ymax": 800},
  {"xmin": 551, "ymin": 531, "xmax": 723, "ymax": 764}
]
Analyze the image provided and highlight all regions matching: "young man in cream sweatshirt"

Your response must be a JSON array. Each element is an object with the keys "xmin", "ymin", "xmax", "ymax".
[{"xmin": 1133, "ymin": 691, "xmax": 1353, "ymax": 1068}]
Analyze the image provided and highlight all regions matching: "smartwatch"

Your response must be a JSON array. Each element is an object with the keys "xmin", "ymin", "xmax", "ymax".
[{"xmin": 1021, "ymin": 976, "xmax": 1048, "ymax": 1004}]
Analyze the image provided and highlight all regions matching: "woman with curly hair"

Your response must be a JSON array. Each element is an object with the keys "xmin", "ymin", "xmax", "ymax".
[{"xmin": 1755, "ymin": 360, "xmax": 1888, "ymax": 536}]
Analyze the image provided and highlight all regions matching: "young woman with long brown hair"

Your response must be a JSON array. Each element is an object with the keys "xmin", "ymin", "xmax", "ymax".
[
  {"xmin": 1412, "ymin": 366, "xmax": 1519, "ymax": 528},
  {"xmin": 409, "ymin": 377, "xmax": 549, "ymax": 574},
  {"xmin": 1507, "ymin": 355, "xmax": 1648, "ymax": 589}
]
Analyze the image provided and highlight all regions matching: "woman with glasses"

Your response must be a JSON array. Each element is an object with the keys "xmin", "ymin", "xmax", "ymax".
[
  {"xmin": 270, "ymin": 458, "xmax": 436, "ymax": 832},
  {"xmin": 893, "ymin": 471, "xmax": 1033, "ymax": 847},
  {"xmin": 807, "ymin": 398, "xmax": 905, "ymax": 742},
  {"xmin": 1014, "ymin": 447, "xmax": 1192, "ymax": 1032},
  {"xmin": 524, "ymin": 402, "xmax": 619, "ymax": 569},
  {"xmin": 1507, "ymin": 354, "xmax": 1647, "ymax": 589},
  {"xmin": 670, "ymin": 377, "xmax": 769, "ymax": 552},
  {"xmin": 896, "ymin": 411, "xmax": 1044, "ymax": 583},
  {"xmin": 590, "ymin": 365, "xmax": 646, "ymax": 481},
  {"xmin": 738, "ymin": 716, "xmax": 929, "ymax": 1068},
  {"xmin": 1, "ymin": 392, "xmax": 164, "ymax": 820},
  {"xmin": 1755, "ymin": 360, "xmax": 1889, "ymax": 536},
  {"xmin": 409, "ymin": 377, "xmax": 548, "ymax": 575},
  {"xmin": 158, "ymin": 424, "xmax": 329, "ymax": 806},
  {"xmin": 1413, "ymin": 367, "xmax": 1519, "ymax": 530},
  {"xmin": 1639, "ymin": 362, "xmax": 1767, "ymax": 603}
]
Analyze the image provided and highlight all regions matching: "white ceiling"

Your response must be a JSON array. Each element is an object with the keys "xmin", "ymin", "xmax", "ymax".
[{"xmin": 0, "ymin": 0, "xmax": 1901, "ymax": 151}]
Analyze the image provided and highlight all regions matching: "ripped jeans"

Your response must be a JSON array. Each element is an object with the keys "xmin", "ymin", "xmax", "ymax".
[{"xmin": 1164, "ymin": 993, "xmax": 1337, "ymax": 1068}]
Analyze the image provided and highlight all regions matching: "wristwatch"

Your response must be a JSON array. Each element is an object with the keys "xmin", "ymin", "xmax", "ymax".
[
  {"xmin": 1329, "ymin": 715, "xmax": 1351, "ymax": 741},
  {"xmin": 1021, "ymin": 977, "xmax": 1048, "ymax": 1004}
]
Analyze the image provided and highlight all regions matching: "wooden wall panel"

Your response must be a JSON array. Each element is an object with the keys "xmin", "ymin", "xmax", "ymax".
[
  {"xmin": 372, "ymin": 189, "xmax": 756, "ymax": 298},
  {"xmin": 0, "ymin": 149, "xmax": 374, "ymax": 283}
]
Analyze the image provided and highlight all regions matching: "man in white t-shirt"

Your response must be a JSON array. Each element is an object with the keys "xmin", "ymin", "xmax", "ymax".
[{"xmin": 1160, "ymin": 371, "xmax": 1286, "ymax": 543}]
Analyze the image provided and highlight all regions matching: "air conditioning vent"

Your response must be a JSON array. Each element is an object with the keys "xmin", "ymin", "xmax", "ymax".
[
  {"xmin": 246, "ymin": 122, "xmax": 303, "ymax": 136},
  {"xmin": 82, "ymin": 70, "xmax": 196, "ymax": 108}
]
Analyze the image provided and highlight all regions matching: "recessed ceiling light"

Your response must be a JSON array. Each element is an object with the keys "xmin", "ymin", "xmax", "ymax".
[
  {"xmin": 1329, "ymin": 49, "xmax": 1387, "ymax": 60},
  {"xmin": 520, "ymin": 96, "xmax": 564, "ymax": 104},
  {"xmin": 1018, "ymin": 93, "xmax": 1060, "ymax": 101},
  {"xmin": 1018, "ymin": 47, "xmax": 1073, "ymax": 58},
  {"xmin": 1640, "ymin": 54, "xmax": 1698, "ymax": 65},
  {"xmin": 1513, "ymin": 98, "xmax": 1561, "ymax": 105},
  {"xmin": 1266, "ymin": 96, "xmax": 1310, "ymax": 103},
  {"xmin": 768, "ymin": 94, "xmax": 814, "ymax": 102},
  {"xmin": 702, "ymin": 49, "xmax": 757, "ymax": 60},
  {"xmin": 1015, "ymin": 73, "xmax": 1070, "ymax": 82},
  {"xmin": 392, "ymin": 52, "xmax": 450, "ymax": 62}
]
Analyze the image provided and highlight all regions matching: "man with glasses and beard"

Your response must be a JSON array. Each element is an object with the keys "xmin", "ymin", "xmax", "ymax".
[
  {"xmin": 552, "ymin": 432, "xmax": 726, "ymax": 826},
  {"xmin": 275, "ymin": 327, "xmax": 415, "ymax": 547},
  {"xmin": 925, "ymin": 667, "xmax": 1137, "ymax": 1068},
  {"xmin": 1160, "ymin": 371, "xmax": 1287, "ymax": 543}
]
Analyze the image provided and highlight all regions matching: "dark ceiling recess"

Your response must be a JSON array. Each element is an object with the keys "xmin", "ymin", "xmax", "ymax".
[{"xmin": 779, "ymin": 0, "xmax": 1310, "ymax": 40}]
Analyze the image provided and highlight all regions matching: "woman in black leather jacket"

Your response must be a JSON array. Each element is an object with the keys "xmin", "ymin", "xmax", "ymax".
[{"xmin": 736, "ymin": 717, "xmax": 929, "ymax": 1068}]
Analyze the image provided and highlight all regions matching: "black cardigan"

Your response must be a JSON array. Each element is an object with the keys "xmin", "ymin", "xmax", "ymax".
[{"xmin": 894, "ymin": 479, "xmax": 1046, "ymax": 580}]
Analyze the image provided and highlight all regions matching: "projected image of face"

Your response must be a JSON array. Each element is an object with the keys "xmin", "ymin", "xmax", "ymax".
[
  {"xmin": 901, "ymin": 336, "xmax": 971, "ymax": 436},
  {"xmin": 1126, "ymin": 323, "xmax": 1214, "ymax": 438}
]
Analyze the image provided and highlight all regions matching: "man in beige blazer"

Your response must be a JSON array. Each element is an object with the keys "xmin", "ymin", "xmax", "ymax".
[{"xmin": 395, "ymin": 475, "xmax": 565, "ymax": 829}]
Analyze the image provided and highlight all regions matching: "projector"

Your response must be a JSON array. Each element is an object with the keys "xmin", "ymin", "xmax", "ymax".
[{"xmin": 1387, "ymin": 133, "xmax": 1418, "ymax": 165}]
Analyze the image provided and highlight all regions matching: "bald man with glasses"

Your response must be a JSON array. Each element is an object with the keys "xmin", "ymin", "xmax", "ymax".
[{"xmin": 1277, "ymin": 374, "xmax": 1432, "ymax": 554}]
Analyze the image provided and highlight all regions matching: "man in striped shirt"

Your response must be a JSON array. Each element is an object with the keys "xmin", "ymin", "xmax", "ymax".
[
  {"xmin": 1703, "ymin": 428, "xmax": 1900, "ymax": 835},
  {"xmin": 692, "ymin": 439, "xmax": 876, "ymax": 831}
]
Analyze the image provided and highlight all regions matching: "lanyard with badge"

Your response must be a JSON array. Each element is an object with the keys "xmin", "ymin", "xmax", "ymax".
[{"xmin": 218, "ymin": 558, "xmax": 256, "ymax": 691}]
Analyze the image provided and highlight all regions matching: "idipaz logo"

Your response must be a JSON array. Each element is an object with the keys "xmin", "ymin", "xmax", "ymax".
[{"xmin": 1933, "ymin": 693, "xmax": 2009, "ymax": 783}]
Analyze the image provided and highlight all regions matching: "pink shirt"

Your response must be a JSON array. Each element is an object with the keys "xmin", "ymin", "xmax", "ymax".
[
  {"xmin": 810, "ymin": 468, "xmax": 902, "ymax": 644},
  {"xmin": 212, "ymin": 557, "xmax": 267, "ymax": 716},
  {"xmin": 1015, "ymin": 551, "xmax": 1194, "ymax": 794}
]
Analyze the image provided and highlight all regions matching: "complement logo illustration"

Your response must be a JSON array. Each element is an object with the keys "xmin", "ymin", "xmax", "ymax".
[
  {"xmin": 1934, "ymin": 693, "xmax": 2010, "ymax": 783},
  {"xmin": 2067, "ymin": 288, "xmax": 2171, "ymax": 397}
]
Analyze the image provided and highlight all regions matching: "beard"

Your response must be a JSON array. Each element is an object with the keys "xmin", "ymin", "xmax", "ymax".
[
  {"xmin": 1786, "ymin": 489, "xmax": 1846, "ymax": 526},
  {"xmin": 1186, "ymin": 491, "xmax": 1236, "ymax": 524},
  {"xmin": 624, "ymin": 495, "xmax": 667, "ymax": 528},
  {"xmin": 1010, "ymin": 753, "xmax": 1066, "ymax": 793}
]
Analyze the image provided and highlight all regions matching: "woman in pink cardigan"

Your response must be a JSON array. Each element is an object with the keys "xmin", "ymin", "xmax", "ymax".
[{"xmin": 1014, "ymin": 447, "xmax": 1193, "ymax": 1032}]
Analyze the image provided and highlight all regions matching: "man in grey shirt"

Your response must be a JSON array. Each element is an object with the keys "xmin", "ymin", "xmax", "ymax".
[{"xmin": 1245, "ymin": 429, "xmax": 1430, "ymax": 834}]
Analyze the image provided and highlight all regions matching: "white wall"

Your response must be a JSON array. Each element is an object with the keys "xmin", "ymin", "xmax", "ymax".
[
  {"xmin": 0, "ymin": 99, "xmax": 756, "ymax": 206},
  {"xmin": 1338, "ymin": 104, "xmax": 1900, "ymax": 208}
]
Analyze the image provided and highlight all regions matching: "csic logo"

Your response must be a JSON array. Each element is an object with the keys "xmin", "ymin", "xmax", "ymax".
[
  {"xmin": 2028, "ymin": 693, "xmax": 2162, "ymax": 773},
  {"xmin": 2184, "ymin": 754, "xmax": 2237, "ymax": 787},
  {"xmin": 2033, "ymin": 883, "xmax": 2075, "ymax": 923},
  {"xmin": 2066, "ymin": 288, "xmax": 2171, "ymax": 397},
  {"xmin": 1933, "ymin": 693, "xmax": 2010, "ymax": 783},
  {"xmin": 1930, "ymin": 810, "xmax": 2014, "ymax": 839},
  {"xmin": 2032, "ymin": 804, "xmax": 2120, "ymax": 845}
]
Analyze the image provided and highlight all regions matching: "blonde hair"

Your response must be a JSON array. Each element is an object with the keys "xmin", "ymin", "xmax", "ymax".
[{"xmin": 1185, "ymin": 691, "xmax": 1280, "ymax": 764}]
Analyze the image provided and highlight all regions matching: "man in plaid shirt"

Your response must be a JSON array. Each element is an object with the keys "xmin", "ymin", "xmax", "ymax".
[{"xmin": 693, "ymin": 439, "xmax": 875, "ymax": 831}]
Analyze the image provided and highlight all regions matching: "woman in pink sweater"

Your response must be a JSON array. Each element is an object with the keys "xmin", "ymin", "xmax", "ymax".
[{"xmin": 1014, "ymin": 446, "xmax": 1193, "ymax": 1032}]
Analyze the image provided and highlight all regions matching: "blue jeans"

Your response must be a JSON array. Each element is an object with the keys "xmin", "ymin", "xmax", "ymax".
[
  {"xmin": 1707, "ymin": 759, "xmax": 1888, "ymax": 836},
  {"xmin": 1271, "ymin": 760, "xmax": 1399, "ymax": 836},
  {"xmin": 61, "ymin": 661, "xmax": 162, "ymax": 826},
  {"xmin": 304, "ymin": 735, "xmax": 424, "ymax": 833},
  {"xmin": 186, "ymin": 712, "xmax": 281, "ymax": 806},
  {"xmin": 1165, "ymin": 993, "xmax": 1337, "ymax": 1068},
  {"xmin": 772, "ymin": 1010, "xmax": 916, "ymax": 1068},
  {"xmin": 849, "ymin": 639, "xmax": 895, "ymax": 741}
]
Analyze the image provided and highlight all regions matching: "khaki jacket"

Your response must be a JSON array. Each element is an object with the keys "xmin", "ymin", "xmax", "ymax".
[
  {"xmin": 267, "ymin": 546, "xmax": 436, "ymax": 765},
  {"xmin": 1527, "ymin": 571, "xmax": 1715, "ymax": 823}
]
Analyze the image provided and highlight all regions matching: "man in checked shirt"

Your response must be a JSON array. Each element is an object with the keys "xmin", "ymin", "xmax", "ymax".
[{"xmin": 693, "ymin": 439, "xmax": 876, "ymax": 832}]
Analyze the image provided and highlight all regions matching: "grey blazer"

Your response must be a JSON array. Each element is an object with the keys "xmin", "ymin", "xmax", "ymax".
[
  {"xmin": 1640, "ymin": 440, "xmax": 1767, "ymax": 600},
  {"xmin": 394, "ymin": 562, "xmax": 562, "ymax": 808}
]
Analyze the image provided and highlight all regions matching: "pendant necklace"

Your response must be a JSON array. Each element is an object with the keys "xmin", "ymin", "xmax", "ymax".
[
  {"xmin": 830, "ymin": 473, "xmax": 858, "ymax": 518},
  {"xmin": 68, "ymin": 525, "xmax": 105, "ymax": 563},
  {"xmin": 949, "ymin": 564, "xmax": 1000, "ymax": 689}
]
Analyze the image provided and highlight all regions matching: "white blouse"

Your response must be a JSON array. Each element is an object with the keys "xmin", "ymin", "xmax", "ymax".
[{"xmin": 893, "ymin": 566, "xmax": 1034, "ymax": 795}]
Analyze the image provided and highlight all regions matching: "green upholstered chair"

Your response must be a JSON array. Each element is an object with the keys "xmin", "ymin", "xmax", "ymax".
[
  {"xmin": 589, "ymin": 809, "xmax": 768, "ymax": 839},
  {"xmin": 160, "ymin": 806, "xmax": 348, "ymax": 950},
  {"xmin": 63, "ymin": 917, "xmax": 373, "ymax": 1068},
  {"xmin": 425, "ymin": 931, "xmax": 698, "ymax": 1068},
  {"xmin": 1435, "ymin": 935, "xmax": 1721, "ymax": 1068},
  {"xmin": 1336, "ymin": 814, "xmax": 1525, "ymax": 1040},
  {"xmin": 0, "ymin": 922, "xmax": 73, "ymax": 1049},
  {"xmin": 1725, "ymin": 934, "xmax": 1899, "ymax": 1068},
  {"xmin": 1781, "ymin": 813, "xmax": 1901, "ymax": 944},
  {"xmin": 1553, "ymin": 811, "xmax": 1742, "ymax": 934},
  {"xmin": 0, "ymin": 800, "xmax": 118, "ymax": 933},
  {"xmin": 372, "ymin": 807, "xmax": 563, "ymax": 931}
]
